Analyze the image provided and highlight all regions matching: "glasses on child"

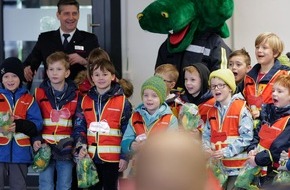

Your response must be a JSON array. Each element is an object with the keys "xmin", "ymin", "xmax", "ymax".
[
  {"xmin": 163, "ymin": 79, "xmax": 173, "ymax": 83},
  {"xmin": 210, "ymin": 83, "xmax": 227, "ymax": 90}
]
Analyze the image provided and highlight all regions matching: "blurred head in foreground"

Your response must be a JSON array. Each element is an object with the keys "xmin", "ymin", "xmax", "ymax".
[{"xmin": 135, "ymin": 131, "xmax": 206, "ymax": 190}]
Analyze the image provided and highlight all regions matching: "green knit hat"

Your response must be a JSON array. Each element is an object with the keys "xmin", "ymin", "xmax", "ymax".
[{"xmin": 141, "ymin": 76, "xmax": 167, "ymax": 104}]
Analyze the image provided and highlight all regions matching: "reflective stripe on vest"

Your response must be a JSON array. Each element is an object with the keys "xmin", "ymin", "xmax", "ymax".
[
  {"xmin": 208, "ymin": 99, "xmax": 248, "ymax": 169},
  {"xmin": 131, "ymin": 112, "xmax": 172, "ymax": 136},
  {"xmin": 82, "ymin": 95, "xmax": 125, "ymax": 162},
  {"xmin": 244, "ymin": 70, "xmax": 289, "ymax": 109},
  {"xmin": 35, "ymin": 88, "xmax": 77, "ymax": 144},
  {"xmin": 0, "ymin": 93, "xmax": 33, "ymax": 146}
]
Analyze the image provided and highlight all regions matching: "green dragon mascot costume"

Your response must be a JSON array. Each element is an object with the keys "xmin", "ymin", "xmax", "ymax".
[{"xmin": 138, "ymin": 0, "xmax": 234, "ymax": 87}]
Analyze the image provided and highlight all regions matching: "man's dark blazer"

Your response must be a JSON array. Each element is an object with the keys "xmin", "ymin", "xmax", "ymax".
[{"xmin": 23, "ymin": 28, "xmax": 99, "ymax": 80}]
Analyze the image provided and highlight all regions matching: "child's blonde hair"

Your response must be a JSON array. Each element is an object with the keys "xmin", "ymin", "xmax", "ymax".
[
  {"xmin": 255, "ymin": 32, "xmax": 284, "ymax": 58},
  {"xmin": 229, "ymin": 48, "xmax": 251, "ymax": 66},
  {"xmin": 46, "ymin": 51, "xmax": 70, "ymax": 70},
  {"xmin": 274, "ymin": 74, "xmax": 290, "ymax": 92},
  {"xmin": 155, "ymin": 64, "xmax": 179, "ymax": 83}
]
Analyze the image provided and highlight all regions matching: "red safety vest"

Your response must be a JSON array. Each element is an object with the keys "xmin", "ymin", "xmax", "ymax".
[
  {"xmin": 208, "ymin": 99, "xmax": 248, "ymax": 169},
  {"xmin": 198, "ymin": 97, "xmax": 215, "ymax": 124},
  {"xmin": 243, "ymin": 70, "xmax": 288, "ymax": 109},
  {"xmin": 258, "ymin": 117, "xmax": 289, "ymax": 175},
  {"xmin": 35, "ymin": 88, "xmax": 78, "ymax": 144},
  {"xmin": 0, "ymin": 93, "xmax": 33, "ymax": 146},
  {"xmin": 82, "ymin": 95, "xmax": 125, "ymax": 162},
  {"xmin": 131, "ymin": 112, "xmax": 172, "ymax": 136}
]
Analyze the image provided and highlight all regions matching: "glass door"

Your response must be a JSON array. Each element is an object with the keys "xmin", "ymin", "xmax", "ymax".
[{"xmin": 3, "ymin": 0, "xmax": 92, "ymax": 91}]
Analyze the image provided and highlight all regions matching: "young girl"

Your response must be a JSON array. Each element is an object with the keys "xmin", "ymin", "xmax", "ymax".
[
  {"xmin": 0, "ymin": 57, "xmax": 42, "ymax": 189},
  {"xmin": 203, "ymin": 69, "xmax": 253, "ymax": 189},
  {"xmin": 73, "ymin": 59, "xmax": 132, "ymax": 190}
]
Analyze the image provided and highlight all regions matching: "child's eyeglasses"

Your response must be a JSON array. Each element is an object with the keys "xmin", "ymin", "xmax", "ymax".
[
  {"xmin": 210, "ymin": 83, "xmax": 227, "ymax": 90},
  {"xmin": 163, "ymin": 79, "xmax": 173, "ymax": 83}
]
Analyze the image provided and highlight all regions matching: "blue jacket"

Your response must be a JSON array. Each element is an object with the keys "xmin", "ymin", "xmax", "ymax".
[
  {"xmin": 72, "ymin": 81, "xmax": 132, "ymax": 163},
  {"xmin": 121, "ymin": 102, "xmax": 178, "ymax": 157},
  {"xmin": 202, "ymin": 93, "xmax": 253, "ymax": 176},
  {"xmin": 0, "ymin": 87, "xmax": 42, "ymax": 164}
]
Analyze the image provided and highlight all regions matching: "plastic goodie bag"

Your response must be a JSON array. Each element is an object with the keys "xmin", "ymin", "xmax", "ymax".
[
  {"xmin": 0, "ymin": 112, "xmax": 13, "ymax": 140},
  {"xmin": 273, "ymin": 150, "xmax": 290, "ymax": 184},
  {"xmin": 234, "ymin": 162, "xmax": 261, "ymax": 190},
  {"xmin": 32, "ymin": 144, "xmax": 51, "ymax": 172},
  {"xmin": 76, "ymin": 144, "xmax": 99, "ymax": 188},
  {"xmin": 176, "ymin": 99, "xmax": 201, "ymax": 131},
  {"xmin": 208, "ymin": 158, "xmax": 228, "ymax": 187}
]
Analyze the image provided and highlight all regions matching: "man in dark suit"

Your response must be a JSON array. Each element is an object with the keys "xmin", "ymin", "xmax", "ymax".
[{"xmin": 23, "ymin": 0, "xmax": 99, "ymax": 87}]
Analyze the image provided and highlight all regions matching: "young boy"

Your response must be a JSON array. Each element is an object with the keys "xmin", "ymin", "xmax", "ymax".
[
  {"xmin": 33, "ymin": 52, "xmax": 80, "ymax": 190},
  {"xmin": 247, "ymin": 74, "xmax": 290, "ymax": 187},
  {"xmin": 202, "ymin": 69, "xmax": 254, "ymax": 189},
  {"xmin": 0, "ymin": 57, "xmax": 42, "ymax": 190},
  {"xmin": 228, "ymin": 48, "xmax": 252, "ymax": 85},
  {"xmin": 154, "ymin": 64, "xmax": 180, "ymax": 116},
  {"xmin": 240, "ymin": 32, "xmax": 290, "ymax": 118},
  {"xmin": 121, "ymin": 76, "xmax": 178, "ymax": 156},
  {"xmin": 180, "ymin": 63, "xmax": 215, "ymax": 124},
  {"xmin": 72, "ymin": 59, "xmax": 132, "ymax": 190}
]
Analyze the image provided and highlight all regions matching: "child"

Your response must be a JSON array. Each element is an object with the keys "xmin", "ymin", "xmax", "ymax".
[
  {"xmin": 202, "ymin": 68, "xmax": 254, "ymax": 189},
  {"xmin": 154, "ymin": 64, "xmax": 180, "ymax": 116},
  {"xmin": 178, "ymin": 63, "xmax": 215, "ymax": 125},
  {"xmin": 33, "ymin": 52, "xmax": 80, "ymax": 190},
  {"xmin": 247, "ymin": 74, "xmax": 290, "ymax": 187},
  {"xmin": 240, "ymin": 32, "xmax": 290, "ymax": 118},
  {"xmin": 228, "ymin": 48, "xmax": 252, "ymax": 85},
  {"xmin": 74, "ymin": 47, "xmax": 110, "ymax": 95},
  {"xmin": 0, "ymin": 57, "xmax": 42, "ymax": 190},
  {"xmin": 72, "ymin": 59, "xmax": 132, "ymax": 190},
  {"xmin": 121, "ymin": 75, "xmax": 178, "ymax": 156}
]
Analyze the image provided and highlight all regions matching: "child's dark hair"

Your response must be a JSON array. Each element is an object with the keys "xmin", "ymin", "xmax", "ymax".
[
  {"xmin": 88, "ymin": 48, "xmax": 110, "ymax": 65},
  {"xmin": 57, "ymin": 0, "xmax": 79, "ymax": 13},
  {"xmin": 229, "ymin": 48, "xmax": 251, "ymax": 66},
  {"xmin": 46, "ymin": 51, "xmax": 70, "ymax": 70},
  {"xmin": 119, "ymin": 78, "xmax": 134, "ymax": 98},
  {"xmin": 88, "ymin": 59, "xmax": 116, "ymax": 77}
]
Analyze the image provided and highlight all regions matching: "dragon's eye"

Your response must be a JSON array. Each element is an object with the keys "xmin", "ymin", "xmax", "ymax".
[
  {"xmin": 137, "ymin": 13, "xmax": 143, "ymax": 20},
  {"xmin": 161, "ymin": 12, "xmax": 169, "ymax": 18}
]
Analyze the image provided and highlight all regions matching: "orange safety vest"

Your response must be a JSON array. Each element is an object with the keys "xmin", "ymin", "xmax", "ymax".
[
  {"xmin": 258, "ymin": 117, "xmax": 289, "ymax": 175},
  {"xmin": 198, "ymin": 98, "xmax": 215, "ymax": 124},
  {"xmin": 82, "ymin": 95, "xmax": 125, "ymax": 162},
  {"xmin": 208, "ymin": 99, "xmax": 248, "ymax": 169},
  {"xmin": 243, "ymin": 70, "xmax": 288, "ymax": 109},
  {"xmin": 0, "ymin": 93, "xmax": 33, "ymax": 146},
  {"xmin": 131, "ymin": 112, "xmax": 172, "ymax": 136},
  {"xmin": 35, "ymin": 88, "xmax": 78, "ymax": 144}
]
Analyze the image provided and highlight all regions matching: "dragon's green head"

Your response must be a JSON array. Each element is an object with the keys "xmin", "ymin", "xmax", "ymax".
[{"xmin": 138, "ymin": 0, "xmax": 234, "ymax": 53}]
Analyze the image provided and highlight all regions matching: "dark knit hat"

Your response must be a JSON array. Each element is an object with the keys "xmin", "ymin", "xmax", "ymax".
[
  {"xmin": 0, "ymin": 57, "xmax": 25, "ymax": 83},
  {"xmin": 141, "ymin": 76, "xmax": 167, "ymax": 104}
]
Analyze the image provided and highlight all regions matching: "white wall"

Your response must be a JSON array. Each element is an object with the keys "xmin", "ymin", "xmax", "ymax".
[
  {"xmin": 232, "ymin": 0, "xmax": 290, "ymax": 64},
  {"xmin": 123, "ymin": 0, "xmax": 290, "ymax": 106},
  {"xmin": 122, "ymin": 0, "xmax": 167, "ymax": 106}
]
